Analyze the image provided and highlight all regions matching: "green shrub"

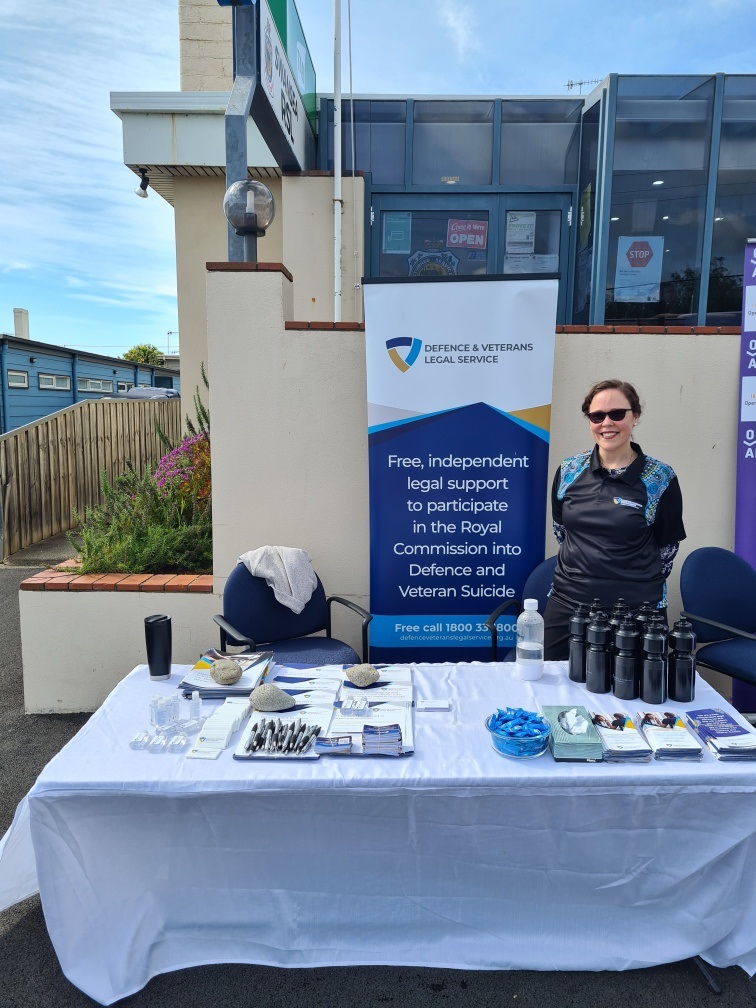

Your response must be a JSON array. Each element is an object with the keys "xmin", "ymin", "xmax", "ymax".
[{"xmin": 68, "ymin": 460, "xmax": 212, "ymax": 575}]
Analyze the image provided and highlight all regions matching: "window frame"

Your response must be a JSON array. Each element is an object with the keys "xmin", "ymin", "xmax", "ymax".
[
  {"xmin": 7, "ymin": 370, "xmax": 29, "ymax": 388},
  {"xmin": 38, "ymin": 373, "xmax": 72, "ymax": 391},
  {"xmin": 77, "ymin": 377, "xmax": 113, "ymax": 393}
]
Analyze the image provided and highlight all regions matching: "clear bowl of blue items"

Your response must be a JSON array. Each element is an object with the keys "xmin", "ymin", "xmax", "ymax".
[{"xmin": 485, "ymin": 707, "xmax": 551, "ymax": 759}]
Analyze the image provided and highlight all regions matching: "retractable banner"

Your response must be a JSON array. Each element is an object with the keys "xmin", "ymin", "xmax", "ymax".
[
  {"xmin": 733, "ymin": 240, "xmax": 756, "ymax": 712},
  {"xmin": 364, "ymin": 276, "xmax": 558, "ymax": 663},
  {"xmin": 736, "ymin": 239, "xmax": 756, "ymax": 566}
]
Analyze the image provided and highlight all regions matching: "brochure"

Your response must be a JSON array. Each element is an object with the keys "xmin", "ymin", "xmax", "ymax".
[
  {"xmin": 329, "ymin": 701, "xmax": 414, "ymax": 755},
  {"xmin": 590, "ymin": 711, "xmax": 652, "ymax": 762},
  {"xmin": 636, "ymin": 711, "xmax": 703, "ymax": 760},
  {"xmin": 339, "ymin": 679, "xmax": 414, "ymax": 704},
  {"xmin": 686, "ymin": 708, "xmax": 756, "ymax": 760},
  {"xmin": 178, "ymin": 649, "xmax": 272, "ymax": 696}
]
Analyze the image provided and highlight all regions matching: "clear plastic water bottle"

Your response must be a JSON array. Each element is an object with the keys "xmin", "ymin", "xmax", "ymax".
[{"xmin": 515, "ymin": 599, "xmax": 544, "ymax": 681}]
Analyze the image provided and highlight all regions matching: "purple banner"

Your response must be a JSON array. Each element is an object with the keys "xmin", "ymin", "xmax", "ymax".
[
  {"xmin": 732, "ymin": 240, "xmax": 756, "ymax": 713},
  {"xmin": 735, "ymin": 240, "xmax": 756, "ymax": 565}
]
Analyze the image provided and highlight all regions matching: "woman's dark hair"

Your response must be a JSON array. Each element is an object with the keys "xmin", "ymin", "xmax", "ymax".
[{"xmin": 581, "ymin": 379, "xmax": 642, "ymax": 417}]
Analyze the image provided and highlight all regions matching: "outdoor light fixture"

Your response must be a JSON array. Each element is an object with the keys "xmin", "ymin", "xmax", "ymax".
[
  {"xmin": 610, "ymin": 217, "xmax": 619, "ymax": 222},
  {"xmin": 134, "ymin": 170, "xmax": 149, "ymax": 198},
  {"xmin": 223, "ymin": 179, "xmax": 276, "ymax": 263},
  {"xmin": 29, "ymin": 357, "xmax": 37, "ymax": 364},
  {"xmin": 652, "ymin": 180, "xmax": 664, "ymax": 186}
]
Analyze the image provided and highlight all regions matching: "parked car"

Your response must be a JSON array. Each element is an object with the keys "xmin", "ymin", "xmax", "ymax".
[{"xmin": 101, "ymin": 387, "xmax": 180, "ymax": 400}]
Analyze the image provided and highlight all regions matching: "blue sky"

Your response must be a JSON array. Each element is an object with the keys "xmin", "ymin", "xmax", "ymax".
[{"xmin": 0, "ymin": 0, "xmax": 754, "ymax": 357}]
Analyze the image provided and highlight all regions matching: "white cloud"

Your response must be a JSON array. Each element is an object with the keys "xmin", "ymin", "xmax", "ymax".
[
  {"xmin": 435, "ymin": 0, "xmax": 483, "ymax": 64},
  {"xmin": 0, "ymin": 1, "xmax": 179, "ymax": 348}
]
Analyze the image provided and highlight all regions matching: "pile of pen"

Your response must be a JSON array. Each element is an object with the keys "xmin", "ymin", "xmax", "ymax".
[{"xmin": 244, "ymin": 717, "xmax": 322, "ymax": 755}]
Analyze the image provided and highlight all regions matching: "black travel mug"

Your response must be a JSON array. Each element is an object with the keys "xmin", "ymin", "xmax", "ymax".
[{"xmin": 145, "ymin": 614, "xmax": 172, "ymax": 681}]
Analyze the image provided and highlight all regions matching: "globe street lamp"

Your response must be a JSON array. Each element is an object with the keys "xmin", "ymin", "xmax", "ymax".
[{"xmin": 223, "ymin": 179, "xmax": 276, "ymax": 264}]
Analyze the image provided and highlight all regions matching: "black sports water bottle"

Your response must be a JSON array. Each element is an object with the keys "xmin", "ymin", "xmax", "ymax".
[
  {"xmin": 585, "ymin": 611, "xmax": 612, "ymax": 693},
  {"xmin": 668, "ymin": 617, "xmax": 696, "ymax": 703},
  {"xmin": 613, "ymin": 616, "xmax": 640, "ymax": 700},
  {"xmin": 640, "ymin": 619, "xmax": 667, "ymax": 705},
  {"xmin": 635, "ymin": 601, "xmax": 655, "ymax": 642},
  {"xmin": 568, "ymin": 603, "xmax": 591, "ymax": 683}
]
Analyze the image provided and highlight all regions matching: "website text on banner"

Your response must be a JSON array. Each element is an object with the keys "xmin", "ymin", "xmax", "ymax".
[{"xmin": 364, "ymin": 277, "xmax": 558, "ymax": 663}]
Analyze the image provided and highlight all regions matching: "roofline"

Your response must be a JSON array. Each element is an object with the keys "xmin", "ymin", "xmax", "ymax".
[
  {"xmin": 0, "ymin": 334, "xmax": 177, "ymax": 375},
  {"xmin": 110, "ymin": 90, "xmax": 590, "ymax": 116}
]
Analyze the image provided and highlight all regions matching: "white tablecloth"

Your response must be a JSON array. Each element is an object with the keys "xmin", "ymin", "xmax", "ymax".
[{"xmin": 2, "ymin": 662, "xmax": 756, "ymax": 1005}]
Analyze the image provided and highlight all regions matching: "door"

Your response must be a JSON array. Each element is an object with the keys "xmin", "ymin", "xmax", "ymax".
[{"xmin": 371, "ymin": 193, "xmax": 572, "ymax": 322}]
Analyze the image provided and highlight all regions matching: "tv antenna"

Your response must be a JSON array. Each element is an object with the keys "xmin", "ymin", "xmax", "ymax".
[{"xmin": 565, "ymin": 78, "xmax": 602, "ymax": 94}]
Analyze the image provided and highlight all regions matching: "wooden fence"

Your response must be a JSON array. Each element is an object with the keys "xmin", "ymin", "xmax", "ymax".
[{"xmin": 0, "ymin": 398, "xmax": 181, "ymax": 560}]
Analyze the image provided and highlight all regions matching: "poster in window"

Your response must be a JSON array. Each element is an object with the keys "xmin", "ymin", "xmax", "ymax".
[
  {"xmin": 613, "ymin": 236, "xmax": 664, "ymax": 302},
  {"xmin": 505, "ymin": 212, "xmax": 536, "ymax": 254},
  {"xmin": 382, "ymin": 213, "xmax": 412, "ymax": 255}
]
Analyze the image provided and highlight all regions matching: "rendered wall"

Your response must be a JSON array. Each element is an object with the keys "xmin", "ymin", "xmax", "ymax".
[
  {"xmin": 207, "ymin": 267, "xmax": 368, "ymax": 652},
  {"xmin": 206, "ymin": 266, "xmax": 739, "ymax": 682},
  {"xmin": 174, "ymin": 174, "xmax": 364, "ymax": 407},
  {"xmin": 281, "ymin": 175, "xmax": 365, "ymax": 324},
  {"xmin": 21, "ymin": 589, "xmax": 220, "ymax": 713},
  {"xmin": 173, "ymin": 175, "xmax": 283, "ymax": 407}
]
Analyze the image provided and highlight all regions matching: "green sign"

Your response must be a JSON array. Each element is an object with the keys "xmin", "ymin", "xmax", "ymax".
[{"xmin": 267, "ymin": 0, "xmax": 317, "ymax": 129}]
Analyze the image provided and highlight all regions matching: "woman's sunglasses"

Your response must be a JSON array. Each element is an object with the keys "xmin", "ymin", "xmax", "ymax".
[{"xmin": 586, "ymin": 408, "xmax": 634, "ymax": 424}]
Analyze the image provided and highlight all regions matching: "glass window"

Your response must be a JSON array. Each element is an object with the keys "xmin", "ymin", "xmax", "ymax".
[
  {"xmin": 39, "ymin": 373, "xmax": 71, "ymax": 390},
  {"xmin": 502, "ymin": 210, "xmax": 561, "ymax": 275},
  {"xmin": 412, "ymin": 102, "xmax": 494, "ymax": 186},
  {"xmin": 8, "ymin": 370, "xmax": 28, "ymax": 388},
  {"xmin": 500, "ymin": 101, "xmax": 581, "ymax": 186},
  {"xmin": 605, "ymin": 76, "xmax": 715, "ymax": 324},
  {"xmin": 378, "ymin": 210, "xmax": 489, "ymax": 278},
  {"xmin": 573, "ymin": 102, "xmax": 601, "ymax": 324},
  {"xmin": 77, "ymin": 378, "xmax": 113, "ymax": 393},
  {"xmin": 708, "ymin": 76, "xmax": 756, "ymax": 325},
  {"xmin": 325, "ymin": 100, "xmax": 406, "ymax": 185},
  {"xmin": 117, "ymin": 381, "xmax": 134, "ymax": 392}
]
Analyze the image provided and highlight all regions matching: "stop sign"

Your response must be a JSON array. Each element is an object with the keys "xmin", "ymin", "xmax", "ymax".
[{"xmin": 626, "ymin": 241, "xmax": 653, "ymax": 267}]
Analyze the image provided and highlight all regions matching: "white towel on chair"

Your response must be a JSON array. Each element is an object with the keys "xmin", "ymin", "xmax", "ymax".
[{"xmin": 238, "ymin": 546, "xmax": 318, "ymax": 614}]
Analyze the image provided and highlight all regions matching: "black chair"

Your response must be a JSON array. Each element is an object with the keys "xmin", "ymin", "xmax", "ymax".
[
  {"xmin": 214, "ymin": 563, "xmax": 372, "ymax": 665},
  {"xmin": 679, "ymin": 546, "xmax": 756, "ymax": 687},
  {"xmin": 485, "ymin": 554, "xmax": 558, "ymax": 661}
]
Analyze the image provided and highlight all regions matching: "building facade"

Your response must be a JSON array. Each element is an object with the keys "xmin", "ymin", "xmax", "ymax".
[
  {"xmin": 0, "ymin": 335, "xmax": 179, "ymax": 433},
  {"xmin": 109, "ymin": 2, "xmax": 752, "ymax": 657}
]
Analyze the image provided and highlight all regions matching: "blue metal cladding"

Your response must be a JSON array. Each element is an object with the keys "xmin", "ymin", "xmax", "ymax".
[{"xmin": 0, "ymin": 338, "xmax": 179, "ymax": 434}]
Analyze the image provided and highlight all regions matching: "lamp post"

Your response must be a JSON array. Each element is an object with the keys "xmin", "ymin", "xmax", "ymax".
[{"xmin": 223, "ymin": 179, "xmax": 276, "ymax": 263}]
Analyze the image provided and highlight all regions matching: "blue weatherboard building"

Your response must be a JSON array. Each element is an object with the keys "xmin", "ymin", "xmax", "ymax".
[{"xmin": 0, "ymin": 335, "xmax": 179, "ymax": 434}]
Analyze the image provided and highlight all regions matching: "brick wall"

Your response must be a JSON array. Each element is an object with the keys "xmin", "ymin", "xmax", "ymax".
[{"xmin": 179, "ymin": 0, "xmax": 233, "ymax": 92}]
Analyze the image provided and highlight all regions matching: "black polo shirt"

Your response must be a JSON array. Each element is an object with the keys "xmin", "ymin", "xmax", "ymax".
[{"xmin": 551, "ymin": 442, "xmax": 686, "ymax": 611}]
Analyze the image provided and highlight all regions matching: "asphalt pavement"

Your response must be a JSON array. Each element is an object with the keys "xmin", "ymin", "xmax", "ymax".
[{"xmin": 0, "ymin": 539, "xmax": 754, "ymax": 1008}]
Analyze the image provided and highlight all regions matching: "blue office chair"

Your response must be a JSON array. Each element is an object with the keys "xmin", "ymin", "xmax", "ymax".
[
  {"xmin": 679, "ymin": 546, "xmax": 756, "ymax": 687},
  {"xmin": 485, "ymin": 554, "xmax": 558, "ymax": 661},
  {"xmin": 214, "ymin": 563, "xmax": 372, "ymax": 665}
]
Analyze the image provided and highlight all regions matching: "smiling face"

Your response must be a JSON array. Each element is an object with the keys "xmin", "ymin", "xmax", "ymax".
[{"xmin": 586, "ymin": 387, "xmax": 639, "ymax": 466}]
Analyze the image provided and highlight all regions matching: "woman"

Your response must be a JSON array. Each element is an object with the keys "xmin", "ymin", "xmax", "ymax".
[{"xmin": 543, "ymin": 379, "xmax": 685, "ymax": 660}]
